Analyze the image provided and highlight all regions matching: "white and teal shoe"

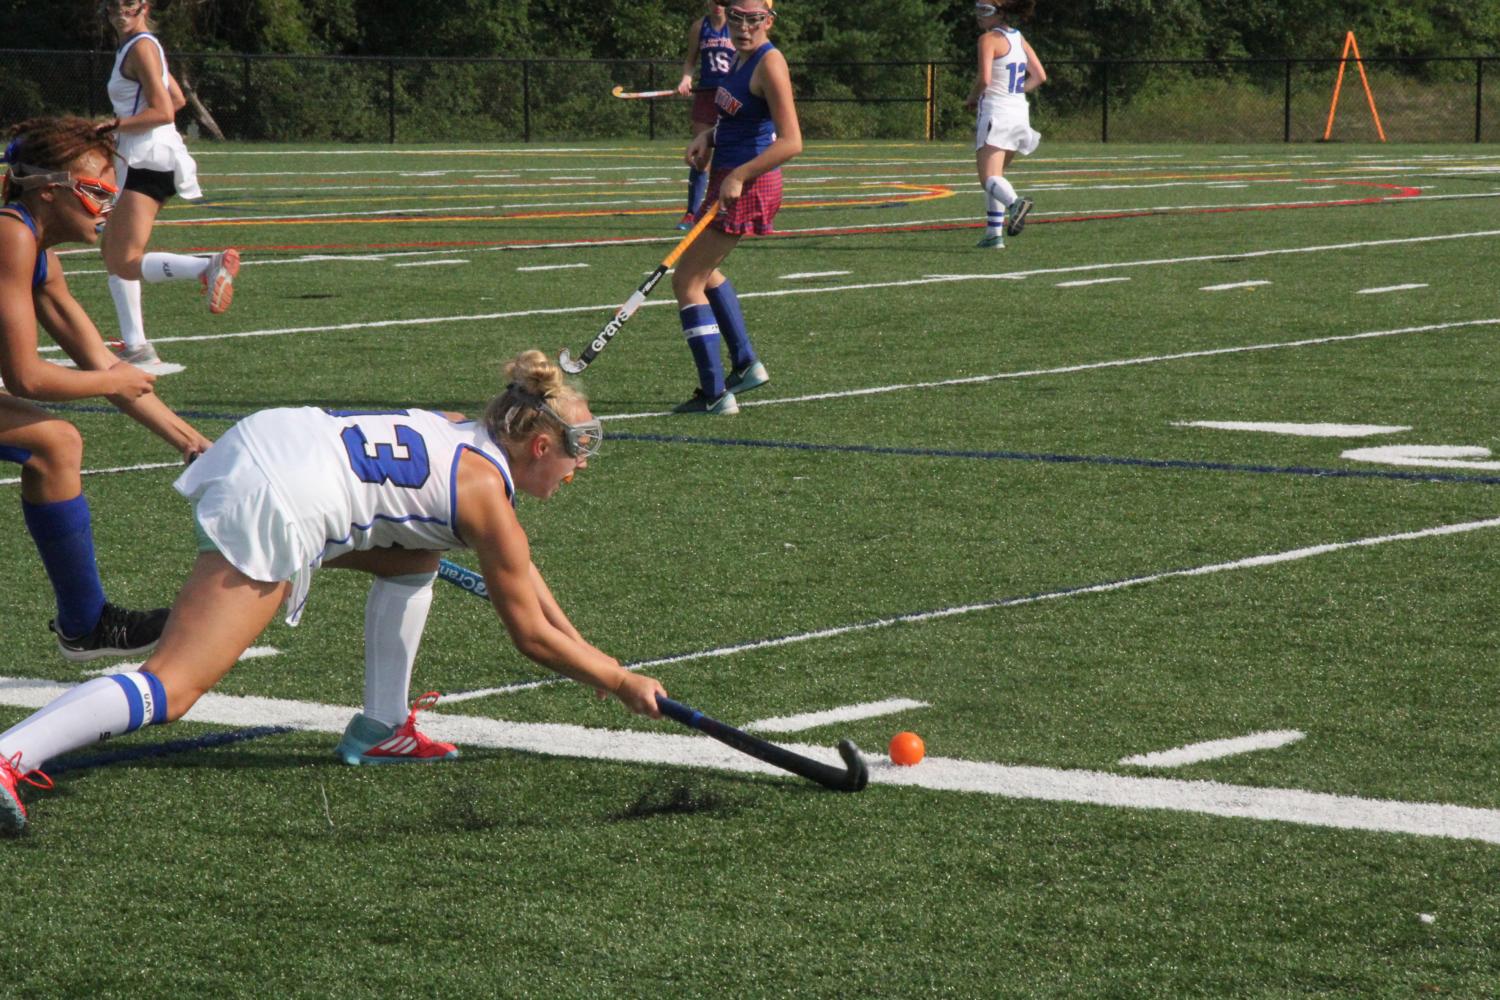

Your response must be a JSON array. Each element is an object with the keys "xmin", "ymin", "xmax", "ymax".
[
  {"xmin": 335, "ymin": 692, "xmax": 458, "ymax": 765},
  {"xmin": 976, "ymin": 232, "xmax": 1006, "ymax": 249},
  {"xmin": 672, "ymin": 388, "xmax": 740, "ymax": 415},
  {"xmin": 725, "ymin": 360, "xmax": 770, "ymax": 395}
]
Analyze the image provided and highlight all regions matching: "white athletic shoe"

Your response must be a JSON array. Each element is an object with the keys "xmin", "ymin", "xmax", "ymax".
[{"xmin": 202, "ymin": 248, "xmax": 240, "ymax": 314}]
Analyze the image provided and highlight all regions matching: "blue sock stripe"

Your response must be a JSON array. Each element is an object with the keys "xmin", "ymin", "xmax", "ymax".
[
  {"xmin": 109, "ymin": 674, "xmax": 145, "ymax": 733},
  {"xmin": 141, "ymin": 670, "xmax": 168, "ymax": 725}
]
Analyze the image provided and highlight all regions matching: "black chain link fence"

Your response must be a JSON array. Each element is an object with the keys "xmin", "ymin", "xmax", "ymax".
[{"xmin": 2, "ymin": 48, "xmax": 1495, "ymax": 144}]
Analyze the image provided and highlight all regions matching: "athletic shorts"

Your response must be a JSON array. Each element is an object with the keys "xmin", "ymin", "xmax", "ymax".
[
  {"xmin": 700, "ymin": 167, "xmax": 783, "ymax": 235},
  {"xmin": 975, "ymin": 100, "xmax": 1041, "ymax": 155},
  {"xmin": 121, "ymin": 166, "xmax": 177, "ymax": 203},
  {"xmin": 691, "ymin": 90, "xmax": 719, "ymax": 127}
]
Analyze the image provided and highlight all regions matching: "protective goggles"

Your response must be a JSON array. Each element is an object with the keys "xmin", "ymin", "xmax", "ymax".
[
  {"xmin": 726, "ymin": 7, "xmax": 774, "ymax": 27},
  {"xmin": 7, "ymin": 167, "xmax": 118, "ymax": 217},
  {"xmin": 503, "ymin": 385, "xmax": 603, "ymax": 460},
  {"xmin": 974, "ymin": 3, "xmax": 999, "ymax": 16},
  {"xmin": 100, "ymin": 1, "xmax": 147, "ymax": 15}
]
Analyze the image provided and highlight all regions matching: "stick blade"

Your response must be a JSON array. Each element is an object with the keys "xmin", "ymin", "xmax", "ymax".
[
  {"xmin": 610, "ymin": 85, "xmax": 625, "ymax": 98},
  {"xmin": 558, "ymin": 349, "xmax": 586, "ymax": 374},
  {"xmin": 836, "ymin": 740, "xmax": 870, "ymax": 792}
]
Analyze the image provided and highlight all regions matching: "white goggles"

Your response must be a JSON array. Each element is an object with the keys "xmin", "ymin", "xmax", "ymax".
[{"xmin": 975, "ymin": 3, "xmax": 999, "ymax": 15}]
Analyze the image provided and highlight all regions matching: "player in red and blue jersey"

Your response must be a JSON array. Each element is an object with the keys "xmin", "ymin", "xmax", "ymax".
[
  {"xmin": 675, "ymin": 0, "xmax": 735, "ymax": 229},
  {"xmin": 1, "ymin": 117, "xmax": 209, "ymax": 666},
  {"xmin": 670, "ymin": 0, "xmax": 802, "ymax": 415}
]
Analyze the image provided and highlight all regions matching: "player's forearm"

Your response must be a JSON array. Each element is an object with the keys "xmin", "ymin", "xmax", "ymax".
[{"xmin": 109, "ymin": 392, "xmax": 205, "ymax": 455}]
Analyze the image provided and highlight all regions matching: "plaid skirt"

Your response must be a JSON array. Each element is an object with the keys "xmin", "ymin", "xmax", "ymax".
[
  {"xmin": 700, "ymin": 167, "xmax": 783, "ymax": 235},
  {"xmin": 691, "ymin": 90, "xmax": 719, "ymax": 127}
]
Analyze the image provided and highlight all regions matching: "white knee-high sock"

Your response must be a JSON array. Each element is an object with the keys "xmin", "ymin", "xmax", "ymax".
[
  {"xmin": 0, "ymin": 672, "xmax": 168, "ymax": 773},
  {"xmin": 984, "ymin": 175, "xmax": 1018, "ymax": 207},
  {"xmin": 107, "ymin": 275, "xmax": 147, "ymax": 348},
  {"xmin": 141, "ymin": 252, "xmax": 210, "ymax": 283},
  {"xmin": 362, "ymin": 572, "xmax": 436, "ymax": 727}
]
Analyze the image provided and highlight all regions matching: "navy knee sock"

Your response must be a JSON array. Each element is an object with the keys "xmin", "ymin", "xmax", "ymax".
[
  {"xmin": 680, "ymin": 303, "xmax": 725, "ymax": 397},
  {"xmin": 22, "ymin": 494, "xmax": 107, "ymax": 638},
  {"xmin": 706, "ymin": 280, "xmax": 756, "ymax": 370}
]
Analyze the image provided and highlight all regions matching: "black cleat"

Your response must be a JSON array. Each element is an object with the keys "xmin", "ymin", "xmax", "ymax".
[{"xmin": 50, "ymin": 602, "xmax": 170, "ymax": 663}]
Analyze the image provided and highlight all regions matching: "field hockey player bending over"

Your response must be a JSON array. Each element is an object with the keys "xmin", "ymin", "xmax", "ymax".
[
  {"xmin": 672, "ymin": 0, "xmax": 801, "ymax": 416},
  {"xmin": 0, "ymin": 351, "xmax": 668, "ymax": 833}
]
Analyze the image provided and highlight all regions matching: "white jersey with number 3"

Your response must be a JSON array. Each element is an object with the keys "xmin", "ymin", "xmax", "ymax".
[{"xmin": 176, "ymin": 407, "xmax": 514, "ymax": 624}]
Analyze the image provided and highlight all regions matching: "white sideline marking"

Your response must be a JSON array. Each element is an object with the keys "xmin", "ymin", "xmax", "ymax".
[
  {"xmin": 0, "ymin": 461, "xmax": 179, "ymax": 487},
  {"xmin": 443, "ymin": 514, "xmax": 1500, "ymax": 702},
  {"xmin": 1, "ymin": 679, "xmax": 1496, "ymax": 845},
  {"xmin": 746, "ymin": 698, "xmax": 929, "ymax": 734},
  {"xmin": 1174, "ymin": 421, "xmax": 1411, "ymax": 438},
  {"xmin": 39, "ymin": 229, "xmax": 1500, "ymax": 357},
  {"xmin": 1200, "ymin": 280, "xmax": 1271, "ymax": 291},
  {"xmin": 81, "ymin": 646, "xmax": 281, "ymax": 678},
  {"xmin": 1056, "ymin": 277, "xmax": 1130, "ymax": 288},
  {"xmin": 779, "ymin": 271, "xmax": 853, "ymax": 280},
  {"xmin": 517, "ymin": 263, "xmax": 589, "ymax": 272},
  {"xmin": 393, "ymin": 259, "xmax": 468, "ymax": 268},
  {"xmin": 1342, "ymin": 445, "xmax": 1500, "ymax": 471},
  {"xmin": 1120, "ymin": 730, "xmax": 1305, "ymax": 768},
  {"xmin": 1357, "ymin": 283, "xmax": 1429, "ymax": 294}
]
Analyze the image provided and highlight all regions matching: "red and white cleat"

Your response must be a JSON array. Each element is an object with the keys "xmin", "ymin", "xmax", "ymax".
[
  {"xmin": 334, "ymin": 691, "xmax": 459, "ymax": 766},
  {"xmin": 1, "ymin": 751, "xmax": 53, "ymax": 834},
  {"xmin": 202, "ymin": 248, "xmax": 240, "ymax": 314}
]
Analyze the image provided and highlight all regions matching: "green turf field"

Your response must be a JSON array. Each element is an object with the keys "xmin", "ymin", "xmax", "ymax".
[{"xmin": 4, "ymin": 140, "xmax": 1500, "ymax": 997}]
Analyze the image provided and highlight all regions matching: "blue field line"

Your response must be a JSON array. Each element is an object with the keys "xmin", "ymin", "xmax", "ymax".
[
  {"xmin": 45, "ymin": 403, "xmax": 1500, "ymax": 488},
  {"xmin": 47, "ymin": 725, "xmax": 294, "ymax": 775},
  {"xmin": 609, "ymin": 432, "xmax": 1500, "ymax": 487}
]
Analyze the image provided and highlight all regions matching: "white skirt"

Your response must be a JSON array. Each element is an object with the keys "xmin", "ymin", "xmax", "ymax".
[
  {"xmin": 115, "ymin": 125, "xmax": 203, "ymax": 200},
  {"xmin": 175, "ymin": 425, "xmax": 329, "ymax": 625},
  {"xmin": 975, "ymin": 98, "xmax": 1040, "ymax": 155}
]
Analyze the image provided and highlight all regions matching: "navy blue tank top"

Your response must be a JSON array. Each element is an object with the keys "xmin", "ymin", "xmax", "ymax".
[
  {"xmin": 697, "ymin": 18, "xmax": 734, "ymax": 91},
  {"xmin": 1, "ymin": 202, "xmax": 47, "ymax": 289},
  {"xmin": 713, "ymin": 43, "xmax": 777, "ymax": 170}
]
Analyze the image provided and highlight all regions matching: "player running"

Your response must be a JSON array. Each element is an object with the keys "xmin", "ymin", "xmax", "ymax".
[
  {"xmin": 1, "ymin": 351, "xmax": 668, "ymax": 833},
  {"xmin": 965, "ymin": 0, "xmax": 1046, "ymax": 249},
  {"xmin": 99, "ymin": 0, "xmax": 240, "ymax": 372}
]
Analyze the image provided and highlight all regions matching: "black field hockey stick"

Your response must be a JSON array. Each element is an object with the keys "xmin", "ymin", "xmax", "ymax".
[
  {"xmin": 610, "ymin": 85, "xmax": 680, "ymax": 100},
  {"xmin": 558, "ymin": 202, "xmax": 719, "ymax": 375},
  {"xmin": 655, "ymin": 695, "xmax": 870, "ymax": 793},
  {"xmin": 434, "ymin": 563, "xmax": 869, "ymax": 791}
]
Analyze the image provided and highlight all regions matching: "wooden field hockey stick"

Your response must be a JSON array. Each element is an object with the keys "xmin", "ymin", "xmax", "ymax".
[
  {"xmin": 558, "ymin": 202, "xmax": 720, "ymax": 375},
  {"xmin": 610, "ymin": 85, "xmax": 681, "ymax": 100}
]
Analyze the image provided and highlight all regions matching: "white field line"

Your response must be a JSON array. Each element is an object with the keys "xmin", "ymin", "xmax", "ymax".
[
  {"xmin": 780, "ymin": 270, "xmax": 853, "ymax": 280},
  {"xmin": 0, "ymin": 460, "xmax": 180, "ymax": 487},
  {"xmin": 442, "ymin": 514, "xmax": 1500, "ymax": 703},
  {"xmin": 1120, "ymin": 730, "xmax": 1306, "ymax": 767},
  {"xmin": 40, "ymin": 229, "xmax": 1500, "ymax": 357},
  {"xmin": 1342, "ymin": 445, "xmax": 1500, "ymax": 471},
  {"xmin": 1, "ymin": 678, "xmax": 1496, "ymax": 844},
  {"xmin": 393, "ymin": 259, "xmax": 468, "ymax": 268},
  {"xmin": 746, "ymin": 698, "xmax": 929, "ymax": 734},
  {"xmin": 1357, "ymin": 283, "xmax": 1429, "ymax": 295},
  {"xmin": 1173, "ymin": 421, "xmax": 1411, "ymax": 438},
  {"xmin": 517, "ymin": 263, "xmax": 589, "ymax": 272},
  {"xmin": 1057, "ymin": 277, "xmax": 1130, "ymax": 288},
  {"xmin": 81, "ymin": 645, "xmax": 280, "ymax": 678},
  {"xmin": 1200, "ymin": 280, "xmax": 1271, "ymax": 291}
]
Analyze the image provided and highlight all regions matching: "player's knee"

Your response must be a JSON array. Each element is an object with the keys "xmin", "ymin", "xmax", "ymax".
[{"xmin": 26, "ymin": 420, "xmax": 84, "ymax": 478}]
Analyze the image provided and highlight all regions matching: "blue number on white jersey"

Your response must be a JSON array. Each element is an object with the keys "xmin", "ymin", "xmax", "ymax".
[
  {"xmin": 340, "ymin": 424, "xmax": 431, "ymax": 489},
  {"xmin": 1006, "ymin": 62, "xmax": 1028, "ymax": 95}
]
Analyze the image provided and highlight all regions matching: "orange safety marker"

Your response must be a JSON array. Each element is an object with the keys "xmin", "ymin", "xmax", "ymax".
[{"xmin": 1323, "ymin": 31, "xmax": 1387, "ymax": 142}]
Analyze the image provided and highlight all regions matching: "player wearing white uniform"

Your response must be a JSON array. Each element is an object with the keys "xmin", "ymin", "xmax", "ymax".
[
  {"xmin": 99, "ymin": 0, "xmax": 240, "ymax": 373},
  {"xmin": 965, "ymin": 0, "xmax": 1046, "ymax": 249},
  {"xmin": 1, "ymin": 351, "xmax": 671, "ymax": 833}
]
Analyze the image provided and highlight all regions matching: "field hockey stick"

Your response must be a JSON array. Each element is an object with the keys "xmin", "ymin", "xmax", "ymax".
[
  {"xmin": 558, "ymin": 202, "xmax": 720, "ymax": 375},
  {"xmin": 611, "ymin": 85, "xmax": 681, "ymax": 100},
  {"xmin": 655, "ymin": 695, "xmax": 870, "ymax": 793},
  {"xmin": 438, "ymin": 558, "xmax": 488, "ymax": 599}
]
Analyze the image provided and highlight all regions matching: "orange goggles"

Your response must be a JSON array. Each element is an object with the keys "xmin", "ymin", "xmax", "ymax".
[{"xmin": 70, "ymin": 175, "xmax": 119, "ymax": 216}]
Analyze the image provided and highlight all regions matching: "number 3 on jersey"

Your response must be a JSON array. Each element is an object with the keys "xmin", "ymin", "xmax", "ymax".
[{"xmin": 341, "ymin": 425, "xmax": 430, "ymax": 488}]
